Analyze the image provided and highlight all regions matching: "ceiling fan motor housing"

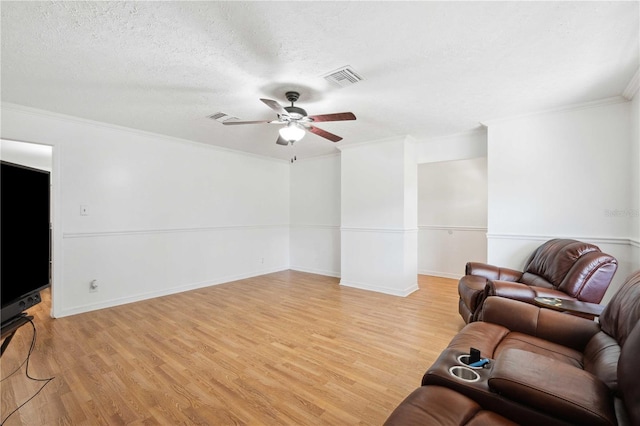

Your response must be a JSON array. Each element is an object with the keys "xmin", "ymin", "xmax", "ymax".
[
  {"xmin": 283, "ymin": 92, "xmax": 307, "ymax": 119},
  {"xmin": 284, "ymin": 106, "xmax": 307, "ymax": 119},
  {"xmin": 285, "ymin": 91, "xmax": 300, "ymax": 103}
]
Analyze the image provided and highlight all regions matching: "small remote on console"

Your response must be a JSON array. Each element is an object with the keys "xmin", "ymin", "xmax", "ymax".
[{"xmin": 469, "ymin": 347, "xmax": 481, "ymax": 364}]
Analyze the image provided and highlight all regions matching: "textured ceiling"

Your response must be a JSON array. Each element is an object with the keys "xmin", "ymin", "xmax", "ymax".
[{"xmin": 1, "ymin": 1, "xmax": 639, "ymax": 160}]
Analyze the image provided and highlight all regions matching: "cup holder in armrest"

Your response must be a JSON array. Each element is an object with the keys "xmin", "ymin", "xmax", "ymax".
[
  {"xmin": 449, "ymin": 365, "xmax": 480, "ymax": 382},
  {"xmin": 457, "ymin": 354, "xmax": 484, "ymax": 369}
]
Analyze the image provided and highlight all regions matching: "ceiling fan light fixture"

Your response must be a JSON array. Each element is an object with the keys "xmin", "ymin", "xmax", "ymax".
[{"xmin": 279, "ymin": 122, "xmax": 306, "ymax": 143}]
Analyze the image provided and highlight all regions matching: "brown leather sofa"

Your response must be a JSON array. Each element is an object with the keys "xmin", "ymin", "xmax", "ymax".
[
  {"xmin": 458, "ymin": 239, "xmax": 617, "ymax": 323},
  {"xmin": 385, "ymin": 270, "xmax": 640, "ymax": 425},
  {"xmin": 384, "ymin": 385, "xmax": 517, "ymax": 425}
]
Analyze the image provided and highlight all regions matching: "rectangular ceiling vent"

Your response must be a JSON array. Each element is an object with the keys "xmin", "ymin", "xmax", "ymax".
[
  {"xmin": 323, "ymin": 66, "xmax": 363, "ymax": 88},
  {"xmin": 207, "ymin": 112, "xmax": 237, "ymax": 123}
]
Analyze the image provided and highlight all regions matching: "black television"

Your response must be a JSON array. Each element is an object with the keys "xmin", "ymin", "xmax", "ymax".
[{"xmin": 1, "ymin": 160, "xmax": 51, "ymax": 324}]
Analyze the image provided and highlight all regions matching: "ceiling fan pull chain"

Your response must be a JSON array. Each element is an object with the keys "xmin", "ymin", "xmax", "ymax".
[{"xmin": 290, "ymin": 140, "xmax": 297, "ymax": 163}]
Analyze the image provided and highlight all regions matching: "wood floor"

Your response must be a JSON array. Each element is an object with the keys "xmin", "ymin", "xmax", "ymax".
[{"xmin": 1, "ymin": 271, "xmax": 464, "ymax": 425}]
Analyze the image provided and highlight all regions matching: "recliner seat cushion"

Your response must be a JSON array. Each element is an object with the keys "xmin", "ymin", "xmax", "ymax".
[
  {"xmin": 489, "ymin": 349, "xmax": 616, "ymax": 426},
  {"xmin": 447, "ymin": 322, "xmax": 583, "ymax": 368}
]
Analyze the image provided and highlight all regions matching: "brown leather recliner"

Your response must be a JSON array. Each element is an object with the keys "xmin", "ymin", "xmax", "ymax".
[
  {"xmin": 385, "ymin": 270, "xmax": 640, "ymax": 425},
  {"xmin": 458, "ymin": 239, "xmax": 617, "ymax": 323},
  {"xmin": 384, "ymin": 385, "xmax": 517, "ymax": 425}
]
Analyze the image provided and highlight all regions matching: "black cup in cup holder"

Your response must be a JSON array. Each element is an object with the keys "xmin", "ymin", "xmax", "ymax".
[
  {"xmin": 449, "ymin": 365, "xmax": 480, "ymax": 382},
  {"xmin": 457, "ymin": 354, "xmax": 483, "ymax": 369}
]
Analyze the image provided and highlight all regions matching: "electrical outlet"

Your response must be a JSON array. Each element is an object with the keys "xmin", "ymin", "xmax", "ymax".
[
  {"xmin": 89, "ymin": 279, "xmax": 99, "ymax": 293},
  {"xmin": 80, "ymin": 205, "xmax": 89, "ymax": 216}
]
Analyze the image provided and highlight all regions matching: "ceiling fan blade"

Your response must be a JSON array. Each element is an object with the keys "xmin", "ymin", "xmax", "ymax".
[
  {"xmin": 309, "ymin": 112, "xmax": 356, "ymax": 122},
  {"xmin": 276, "ymin": 135, "xmax": 289, "ymax": 146},
  {"xmin": 222, "ymin": 120, "xmax": 271, "ymax": 125},
  {"xmin": 260, "ymin": 98, "xmax": 288, "ymax": 116},
  {"xmin": 308, "ymin": 125, "xmax": 343, "ymax": 142}
]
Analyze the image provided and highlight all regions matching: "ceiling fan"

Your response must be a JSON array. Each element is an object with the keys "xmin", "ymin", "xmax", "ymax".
[{"xmin": 222, "ymin": 91, "xmax": 356, "ymax": 146}]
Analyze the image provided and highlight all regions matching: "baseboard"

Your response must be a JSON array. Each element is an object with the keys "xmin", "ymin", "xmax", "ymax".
[
  {"xmin": 290, "ymin": 266, "xmax": 341, "ymax": 278},
  {"xmin": 339, "ymin": 279, "xmax": 419, "ymax": 297},
  {"xmin": 56, "ymin": 266, "xmax": 289, "ymax": 318},
  {"xmin": 418, "ymin": 269, "xmax": 463, "ymax": 280}
]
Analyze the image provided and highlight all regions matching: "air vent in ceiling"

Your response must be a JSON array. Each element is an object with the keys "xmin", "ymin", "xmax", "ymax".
[
  {"xmin": 208, "ymin": 112, "xmax": 238, "ymax": 123},
  {"xmin": 323, "ymin": 66, "xmax": 363, "ymax": 88}
]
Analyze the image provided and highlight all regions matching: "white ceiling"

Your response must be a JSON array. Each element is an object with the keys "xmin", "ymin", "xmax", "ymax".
[{"xmin": 1, "ymin": 1, "xmax": 638, "ymax": 160}]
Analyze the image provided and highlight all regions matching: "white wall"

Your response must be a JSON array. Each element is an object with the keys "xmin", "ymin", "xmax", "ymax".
[
  {"xmin": 1, "ymin": 103, "xmax": 290, "ymax": 317},
  {"xmin": 340, "ymin": 137, "xmax": 418, "ymax": 296},
  {"xmin": 486, "ymin": 99, "xmax": 634, "ymax": 302},
  {"xmin": 415, "ymin": 129, "xmax": 488, "ymax": 279},
  {"xmin": 289, "ymin": 131, "xmax": 490, "ymax": 282},
  {"xmin": 289, "ymin": 154, "xmax": 341, "ymax": 277},
  {"xmin": 418, "ymin": 157, "xmax": 487, "ymax": 278},
  {"xmin": 416, "ymin": 129, "xmax": 487, "ymax": 164}
]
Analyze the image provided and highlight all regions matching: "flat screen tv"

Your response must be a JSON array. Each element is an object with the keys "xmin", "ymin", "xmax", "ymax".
[{"xmin": 1, "ymin": 160, "xmax": 51, "ymax": 324}]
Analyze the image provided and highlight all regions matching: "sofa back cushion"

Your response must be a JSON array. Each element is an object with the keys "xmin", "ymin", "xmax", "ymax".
[
  {"xmin": 600, "ymin": 270, "xmax": 640, "ymax": 347},
  {"xmin": 521, "ymin": 239, "xmax": 616, "ymax": 302},
  {"xmin": 523, "ymin": 239, "xmax": 600, "ymax": 289},
  {"xmin": 518, "ymin": 272, "xmax": 555, "ymax": 289}
]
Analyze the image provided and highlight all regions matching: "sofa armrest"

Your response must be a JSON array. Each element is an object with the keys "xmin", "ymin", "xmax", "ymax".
[
  {"xmin": 489, "ymin": 349, "xmax": 615, "ymax": 426},
  {"xmin": 486, "ymin": 280, "xmax": 536, "ymax": 302},
  {"xmin": 481, "ymin": 297, "xmax": 600, "ymax": 351},
  {"xmin": 486, "ymin": 280, "xmax": 570, "ymax": 303},
  {"xmin": 466, "ymin": 262, "xmax": 522, "ymax": 282}
]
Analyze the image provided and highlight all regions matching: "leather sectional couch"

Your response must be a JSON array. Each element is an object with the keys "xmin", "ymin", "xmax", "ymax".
[
  {"xmin": 385, "ymin": 270, "xmax": 640, "ymax": 425},
  {"xmin": 458, "ymin": 239, "xmax": 618, "ymax": 323}
]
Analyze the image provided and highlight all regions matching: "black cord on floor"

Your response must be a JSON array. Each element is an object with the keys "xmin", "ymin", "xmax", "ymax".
[{"xmin": 1, "ymin": 319, "xmax": 55, "ymax": 425}]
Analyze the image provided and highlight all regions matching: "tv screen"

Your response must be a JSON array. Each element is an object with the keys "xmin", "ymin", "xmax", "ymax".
[{"xmin": 1, "ymin": 161, "xmax": 51, "ymax": 322}]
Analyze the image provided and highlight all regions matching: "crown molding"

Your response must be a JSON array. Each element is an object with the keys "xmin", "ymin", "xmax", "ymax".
[
  {"xmin": 418, "ymin": 127, "xmax": 487, "ymax": 144},
  {"xmin": 623, "ymin": 67, "xmax": 640, "ymax": 100},
  {"xmin": 480, "ymin": 96, "xmax": 628, "ymax": 126},
  {"xmin": 336, "ymin": 134, "xmax": 416, "ymax": 151},
  {"xmin": 290, "ymin": 151, "xmax": 341, "ymax": 162}
]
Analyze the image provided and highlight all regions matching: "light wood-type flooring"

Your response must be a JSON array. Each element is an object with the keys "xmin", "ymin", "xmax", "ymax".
[{"xmin": 1, "ymin": 271, "xmax": 465, "ymax": 425}]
